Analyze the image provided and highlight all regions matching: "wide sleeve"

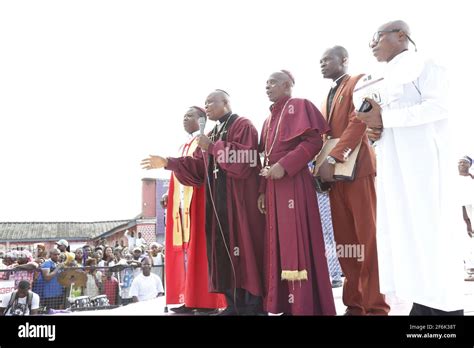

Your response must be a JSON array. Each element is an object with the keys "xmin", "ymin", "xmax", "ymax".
[
  {"xmin": 382, "ymin": 62, "xmax": 448, "ymax": 128},
  {"xmin": 278, "ymin": 130, "xmax": 323, "ymax": 178},
  {"xmin": 207, "ymin": 119, "xmax": 259, "ymax": 180},
  {"xmin": 165, "ymin": 148, "xmax": 206, "ymax": 187}
]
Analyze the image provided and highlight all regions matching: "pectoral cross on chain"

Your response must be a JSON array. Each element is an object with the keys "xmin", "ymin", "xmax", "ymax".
[{"xmin": 213, "ymin": 166, "xmax": 219, "ymax": 179}]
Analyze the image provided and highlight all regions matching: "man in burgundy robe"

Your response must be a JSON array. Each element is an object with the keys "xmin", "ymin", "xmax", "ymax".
[
  {"xmin": 258, "ymin": 70, "xmax": 336, "ymax": 315},
  {"xmin": 142, "ymin": 91, "xmax": 265, "ymax": 315},
  {"xmin": 160, "ymin": 106, "xmax": 226, "ymax": 314}
]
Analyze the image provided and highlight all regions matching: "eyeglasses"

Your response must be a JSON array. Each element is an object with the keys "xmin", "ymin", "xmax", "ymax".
[
  {"xmin": 370, "ymin": 29, "xmax": 401, "ymax": 45},
  {"xmin": 370, "ymin": 29, "xmax": 418, "ymax": 51}
]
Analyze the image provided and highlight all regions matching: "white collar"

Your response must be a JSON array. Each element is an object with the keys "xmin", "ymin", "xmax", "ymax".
[
  {"xmin": 187, "ymin": 130, "xmax": 200, "ymax": 139},
  {"xmin": 384, "ymin": 49, "xmax": 425, "ymax": 85}
]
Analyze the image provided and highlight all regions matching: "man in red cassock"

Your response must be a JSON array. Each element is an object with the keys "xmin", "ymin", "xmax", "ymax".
[
  {"xmin": 257, "ymin": 70, "xmax": 336, "ymax": 315},
  {"xmin": 142, "ymin": 91, "xmax": 265, "ymax": 315},
  {"xmin": 159, "ymin": 106, "xmax": 226, "ymax": 314}
]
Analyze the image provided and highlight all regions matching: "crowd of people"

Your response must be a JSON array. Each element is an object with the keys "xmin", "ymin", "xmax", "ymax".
[{"xmin": 0, "ymin": 237, "xmax": 165, "ymax": 315}]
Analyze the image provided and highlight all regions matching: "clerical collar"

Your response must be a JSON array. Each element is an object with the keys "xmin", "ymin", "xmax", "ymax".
[
  {"xmin": 271, "ymin": 95, "xmax": 291, "ymax": 111},
  {"xmin": 188, "ymin": 130, "xmax": 200, "ymax": 139},
  {"xmin": 331, "ymin": 73, "xmax": 348, "ymax": 88},
  {"xmin": 217, "ymin": 112, "xmax": 232, "ymax": 125}
]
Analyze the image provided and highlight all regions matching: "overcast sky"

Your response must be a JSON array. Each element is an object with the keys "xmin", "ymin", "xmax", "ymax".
[{"xmin": 0, "ymin": 0, "xmax": 471, "ymax": 222}]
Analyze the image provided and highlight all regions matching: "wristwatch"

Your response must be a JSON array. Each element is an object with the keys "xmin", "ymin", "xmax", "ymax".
[{"xmin": 326, "ymin": 156, "xmax": 337, "ymax": 165}]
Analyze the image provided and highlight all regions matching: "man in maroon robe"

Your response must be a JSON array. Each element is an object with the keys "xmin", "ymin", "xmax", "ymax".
[
  {"xmin": 258, "ymin": 70, "xmax": 336, "ymax": 315},
  {"xmin": 141, "ymin": 91, "xmax": 265, "ymax": 315}
]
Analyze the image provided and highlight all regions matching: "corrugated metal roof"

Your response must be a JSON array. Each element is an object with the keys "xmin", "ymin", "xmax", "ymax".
[{"xmin": 0, "ymin": 220, "xmax": 131, "ymax": 242}]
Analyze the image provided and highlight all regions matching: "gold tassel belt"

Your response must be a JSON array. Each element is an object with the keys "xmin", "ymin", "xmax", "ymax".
[{"xmin": 281, "ymin": 270, "xmax": 308, "ymax": 281}]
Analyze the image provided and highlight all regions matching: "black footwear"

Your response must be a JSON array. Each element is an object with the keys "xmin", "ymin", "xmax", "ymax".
[
  {"xmin": 193, "ymin": 307, "xmax": 218, "ymax": 313},
  {"xmin": 193, "ymin": 308, "xmax": 221, "ymax": 316},
  {"xmin": 170, "ymin": 305, "xmax": 194, "ymax": 314},
  {"xmin": 343, "ymin": 308, "xmax": 365, "ymax": 316},
  {"xmin": 210, "ymin": 307, "xmax": 238, "ymax": 316}
]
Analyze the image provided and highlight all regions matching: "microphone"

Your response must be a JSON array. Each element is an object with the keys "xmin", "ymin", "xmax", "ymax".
[
  {"xmin": 198, "ymin": 116, "xmax": 206, "ymax": 135},
  {"xmin": 198, "ymin": 116, "xmax": 206, "ymax": 152}
]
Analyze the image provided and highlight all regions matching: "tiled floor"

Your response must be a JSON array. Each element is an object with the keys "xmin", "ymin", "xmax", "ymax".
[
  {"xmin": 332, "ymin": 278, "xmax": 474, "ymax": 315},
  {"xmin": 65, "ymin": 278, "xmax": 473, "ymax": 316}
]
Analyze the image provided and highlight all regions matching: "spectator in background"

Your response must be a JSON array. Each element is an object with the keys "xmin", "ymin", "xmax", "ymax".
[
  {"xmin": 103, "ymin": 269, "xmax": 119, "ymax": 305},
  {"xmin": 129, "ymin": 257, "xmax": 164, "ymax": 302},
  {"xmin": 113, "ymin": 247, "xmax": 126, "ymax": 265},
  {"xmin": 82, "ymin": 245, "xmax": 93, "ymax": 264},
  {"xmin": 148, "ymin": 243, "xmax": 164, "ymax": 281},
  {"xmin": 35, "ymin": 243, "xmax": 47, "ymax": 261},
  {"xmin": 0, "ymin": 251, "xmax": 8, "ymax": 275},
  {"xmin": 119, "ymin": 254, "xmax": 135, "ymax": 306},
  {"xmin": 83, "ymin": 258, "xmax": 102, "ymax": 298},
  {"xmin": 94, "ymin": 249, "xmax": 104, "ymax": 267},
  {"xmin": 39, "ymin": 248, "xmax": 65, "ymax": 310},
  {"xmin": 458, "ymin": 156, "xmax": 474, "ymax": 281},
  {"xmin": 0, "ymin": 280, "xmax": 40, "ymax": 316},
  {"xmin": 102, "ymin": 246, "xmax": 115, "ymax": 267},
  {"xmin": 56, "ymin": 239, "xmax": 70, "ymax": 253},
  {"xmin": 74, "ymin": 249, "xmax": 84, "ymax": 267},
  {"xmin": 124, "ymin": 230, "xmax": 136, "ymax": 249},
  {"xmin": 135, "ymin": 232, "xmax": 147, "ymax": 249},
  {"xmin": 11, "ymin": 250, "xmax": 38, "ymax": 288},
  {"xmin": 131, "ymin": 247, "xmax": 144, "ymax": 264},
  {"xmin": 1, "ymin": 251, "xmax": 15, "ymax": 280}
]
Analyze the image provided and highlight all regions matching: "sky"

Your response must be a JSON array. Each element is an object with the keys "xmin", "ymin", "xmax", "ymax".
[{"xmin": 0, "ymin": 0, "xmax": 472, "ymax": 222}]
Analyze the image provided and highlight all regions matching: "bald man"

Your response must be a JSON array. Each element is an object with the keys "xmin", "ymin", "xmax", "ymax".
[
  {"xmin": 357, "ymin": 20, "xmax": 464, "ymax": 315},
  {"xmin": 258, "ymin": 70, "xmax": 336, "ymax": 315},
  {"xmin": 142, "ymin": 92, "xmax": 265, "ymax": 315},
  {"xmin": 317, "ymin": 46, "xmax": 389, "ymax": 315}
]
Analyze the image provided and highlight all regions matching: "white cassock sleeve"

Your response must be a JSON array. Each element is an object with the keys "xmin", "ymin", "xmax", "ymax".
[{"xmin": 382, "ymin": 62, "xmax": 448, "ymax": 128}]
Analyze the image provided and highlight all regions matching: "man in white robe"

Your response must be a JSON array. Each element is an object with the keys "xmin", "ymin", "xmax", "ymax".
[
  {"xmin": 457, "ymin": 156, "xmax": 474, "ymax": 280},
  {"xmin": 356, "ymin": 20, "xmax": 464, "ymax": 315}
]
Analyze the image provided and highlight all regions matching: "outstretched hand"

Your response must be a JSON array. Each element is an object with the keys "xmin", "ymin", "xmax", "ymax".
[{"xmin": 141, "ymin": 155, "xmax": 168, "ymax": 170}]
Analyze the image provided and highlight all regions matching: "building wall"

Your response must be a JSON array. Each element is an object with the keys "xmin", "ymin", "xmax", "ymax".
[
  {"xmin": 137, "ymin": 223, "xmax": 156, "ymax": 245},
  {"xmin": 142, "ymin": 178, "xmax": 156, "ymax": 218},
  {"xmin": 155, "ymin": 178, "xmax": 169, "ymax": 238}
]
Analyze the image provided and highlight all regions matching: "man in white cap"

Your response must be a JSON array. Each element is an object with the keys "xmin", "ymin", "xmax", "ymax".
[{"xmin": 55, "ymin": 239, "xmax": 70, "ymax": 253}]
